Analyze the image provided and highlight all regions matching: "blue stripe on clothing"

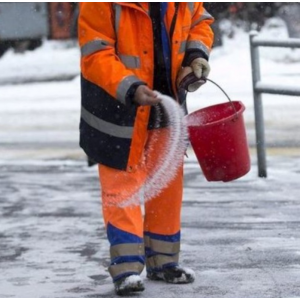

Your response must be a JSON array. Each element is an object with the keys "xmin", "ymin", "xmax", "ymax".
[
  {"xmin": 111, "ymin": 255, "xmax": 145, "ymax": 266},
  {"xmin": 147, "ymin": 262, "xmax": 178, "ymax": 273},
  {"xmin": 160, "ymin": 2, "xmax": 171, "ymax": 87},
  {"xmin": 144, "ymin": 231, "xmax": 181, "ymax": 243},
  {"xmin": 107, "ymin": 223, "xmax": 143, "ymax": 246},
  {"xmin": 145, "ymin": 246, "xmax": 175, "ymax": 258}
]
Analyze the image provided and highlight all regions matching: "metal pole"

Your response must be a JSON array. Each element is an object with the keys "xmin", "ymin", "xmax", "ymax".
[
  {"xmin": 249, "ymin": 31, "xmax": 267, "ymax": 178},
  {"xmin": 251, "ymin": 37, "xmax": 300, "ymax": 48}
]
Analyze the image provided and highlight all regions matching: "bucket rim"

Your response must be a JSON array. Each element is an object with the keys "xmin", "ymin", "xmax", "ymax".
[{"xmin": 186, "ymin": 100, "xmax": 245, "ymax": 128}]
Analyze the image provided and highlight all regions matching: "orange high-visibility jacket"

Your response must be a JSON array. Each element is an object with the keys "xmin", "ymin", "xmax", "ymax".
[{"xmin": 79, "ymin": 3, "xmax": 214, "ymax": 171}]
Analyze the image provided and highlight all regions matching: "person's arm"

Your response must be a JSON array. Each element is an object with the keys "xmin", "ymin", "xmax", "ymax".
[
  {"xmin": 79, "ymin": 3, "xmax": 158, "ymax": 106},
  {"xmin": 183, "ymin": 3, "xmax": 214, "ymax": 65},
  {"xmin": 178, "ymin": 3, "xmax": 214, "ymax": 91}
]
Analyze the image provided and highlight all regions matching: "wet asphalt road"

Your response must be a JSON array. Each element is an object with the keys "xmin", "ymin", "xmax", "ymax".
[{"xmin": 1, "ymin": 154, "xmax": 300, "ymax": 298}]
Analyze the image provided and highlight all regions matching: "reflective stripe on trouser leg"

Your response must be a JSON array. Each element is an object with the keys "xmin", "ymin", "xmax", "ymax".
[
  {"xmin": 144, "ymin": 232, "xmax": 181, "ymax": 270},
  {"xmin": 98, "ymin": 164, "xmax": 147, "ymax": 281},
  {"xmin": 107, "ymin": 226, "xmax": 145, "ymax": 281}
]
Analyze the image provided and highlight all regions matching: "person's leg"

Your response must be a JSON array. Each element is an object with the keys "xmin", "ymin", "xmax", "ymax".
[
  {"xmin": 143, "ymin": 128, "xmax": 194, "ymax": 283},
  {"xmin": 144, "ymin": 164, "xmax": 183, "ymax": 271},
  {"xmin": 98, "ymin": 164, "xmax": 147, "ymax": 293}
]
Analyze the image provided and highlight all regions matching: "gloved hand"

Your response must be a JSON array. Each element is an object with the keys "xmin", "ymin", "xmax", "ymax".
[{"xmin": 177, "ymin": 58, "xmax": 210, "ymax": 92}]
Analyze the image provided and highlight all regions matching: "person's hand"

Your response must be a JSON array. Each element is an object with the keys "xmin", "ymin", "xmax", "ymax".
[
  {"xmin": 177, "ymin": 58, "xmax": 210, "ymax": 92},
  {"xmin": 190, "ymin": 57, "xmax": 210, "ymax": 79},
  {"xmin": 133, "ymin": 85, "xmax": 161, "ymax": 106}
]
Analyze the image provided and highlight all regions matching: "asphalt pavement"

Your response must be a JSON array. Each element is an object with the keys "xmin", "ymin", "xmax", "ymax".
[{"xmin": 1, "ymin": 148, "xmax": 300, "ymax": 298}]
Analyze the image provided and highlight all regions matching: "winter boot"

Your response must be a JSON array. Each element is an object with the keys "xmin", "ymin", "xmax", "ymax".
[
  {"xmin": 114, "ymin": 274, "xmax": 145, "ymax": 296},
  {"xmin": 147, "ymin": 265, "xmax": 195, "ymax": 284}
]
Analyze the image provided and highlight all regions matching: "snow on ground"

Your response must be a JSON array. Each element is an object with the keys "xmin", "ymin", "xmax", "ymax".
[
  {"xmin": 1, "ymin": 155, "xmax": 300, "ymax": 298},
  {"xmin": 1, "ymin": 19, "xmax": 300, "ymax": 156},
  {"xmin": 0, "ymin": 39, "xmax": 79, "ymax": 85},
  {"xmin": 1, "ymin": 20, "xmax": 300, "ymax": 298}
]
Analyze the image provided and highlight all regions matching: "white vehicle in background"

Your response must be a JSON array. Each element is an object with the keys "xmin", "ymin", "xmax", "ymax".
[{"xmin": 0, "ymin": 2, "xmax": 78, "ymax": 57}]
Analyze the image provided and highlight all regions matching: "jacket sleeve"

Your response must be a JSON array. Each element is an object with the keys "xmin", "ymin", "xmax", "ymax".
[
  {"xmin": 183, "ymin": 3, "xmax": 214, "ymax": 66},
  {"xmin": 78, "ymin": 3, "xmax": 144, "ymax": 105}
]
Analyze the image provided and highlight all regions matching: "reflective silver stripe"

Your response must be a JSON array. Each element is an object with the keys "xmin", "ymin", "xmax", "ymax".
[
  {"xmin": 109, "ymin": 262, "xmax": 144, "ymax": 278},
  {"xmin": 187, "ymin": 2, "xmax": 194, "ymax": 15},
  {"xmin": 179, "ymin": 40, "xmax": 187, "ymax": 54},
  {"xmin": 144, "ymin": 236, "xmax": 180, "ymax": 254},
  {"xmin": 81, "ymin": 39, "xmax": 112, "ymax": 57},
  {"xmin": 116, "ymin": 75, "xmax": 141, "ymax": 104},
  {"xmin": 186, "ymin": 40, "xmax": 210, "ymax": 57},
  {"xmin": 119, "ymin": 54, "xmax": 141, "ymax": 69},
  {"xmin": 146, "ymin": 254, "xmax": 179, "ymax": 269},
  {"xmin": 191, "ymin": 9, "xmax": 214, "ymax": 28},
  {"xmin": 110, "ymin": 243, "xmax": 145, "ymax": 259},
  {"xmin": 81, "ymin": 106, "xmax": 133, "ymax": 139},
  {"xmin": 114, "ymin": 3, "xmax": 121, "ymax": 37}
]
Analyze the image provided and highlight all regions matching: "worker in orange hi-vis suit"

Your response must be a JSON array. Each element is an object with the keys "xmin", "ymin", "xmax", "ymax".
[{"xmin": 78, "ymin": 2, "xmax": 214, "ymax": 295}]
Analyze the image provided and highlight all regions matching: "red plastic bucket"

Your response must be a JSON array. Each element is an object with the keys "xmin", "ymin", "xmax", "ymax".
[{"xmin": 186, "ymin": 101, "xmax": 251, "ymax": 182}]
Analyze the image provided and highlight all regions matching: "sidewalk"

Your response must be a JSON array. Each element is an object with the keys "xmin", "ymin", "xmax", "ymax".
[
  {"xmin": 1, "ymin": 30, "xmax": 300, "ymax": 297},
  {"xmin": 1, "ymin": 151, "xmax": 300, "ymax": 298}
]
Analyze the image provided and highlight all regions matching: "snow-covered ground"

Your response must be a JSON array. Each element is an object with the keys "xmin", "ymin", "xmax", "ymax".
[
  {"xmin": 1, "ymin": 18, "xmax": 300, "ymax": 160},
  {"xmin": 1, "ymin": 156, "xmax": 300, "ymax": 298},
  {"xmin": 1, "ymin": 20, "xmax": 300, "ymax": 298}
]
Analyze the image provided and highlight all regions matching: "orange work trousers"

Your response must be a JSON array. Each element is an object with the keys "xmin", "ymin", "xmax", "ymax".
[
  {"xmin": 98, "ymin": 127, "xmax": 184, "ymax": 237},
  {"xmin": 98, "ymin": 128, "xmax": 184, "ymax": 280}
]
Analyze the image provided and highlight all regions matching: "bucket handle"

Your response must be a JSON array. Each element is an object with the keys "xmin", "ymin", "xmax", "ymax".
[
  {"xmin": 205, "ymin": 78, "xmax": 239, "ymax": 119},
  {"xmin": 180, "ymin": 75, "xmax": 239, "ymax": 120}
]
